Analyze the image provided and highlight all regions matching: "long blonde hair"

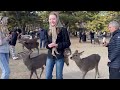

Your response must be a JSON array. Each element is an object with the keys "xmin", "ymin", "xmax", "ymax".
[
  {"xmin": 48, "ymin": 11, "xmax": 63, "ymax": 36},
  {"xmin": 0, "ymin": 16, "xmax": 9, "ymax": 36}
]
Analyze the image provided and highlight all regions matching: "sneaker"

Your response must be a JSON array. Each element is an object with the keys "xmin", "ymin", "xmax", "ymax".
[{"xmin": 13, "ymin": 57, "xmax": 19, "ymax": 60}]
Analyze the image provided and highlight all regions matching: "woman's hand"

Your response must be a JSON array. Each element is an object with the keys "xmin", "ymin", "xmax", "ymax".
[
  {"xmin": 48, "ymin": 43, "xmax": 55, "ymax": 48},
  {"xmin": 48, "ymin": 43, "xmax": 58, "ymax": 48}
]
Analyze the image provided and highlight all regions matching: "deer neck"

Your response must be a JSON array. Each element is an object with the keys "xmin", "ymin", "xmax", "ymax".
[
  {"xmin": 74, "ymin": 58, "xmax": 83, "ymax": 68},
  {"xmin": 23, "ymin": 55, "xmax": 31, "ymax": 64}
]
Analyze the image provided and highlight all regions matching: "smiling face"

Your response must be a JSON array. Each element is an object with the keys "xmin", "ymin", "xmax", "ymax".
[{"xmin": 49, "ymin": 14, "xmax": 57, "ymax": 27}]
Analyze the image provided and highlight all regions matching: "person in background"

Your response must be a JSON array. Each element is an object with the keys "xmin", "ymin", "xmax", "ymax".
[
  {"xmin": 38, "ymin": 27, "xmax": 47, "ymax": 49},
  {"xmin": 90, "ymin": 30, "xmax": 95, "ymax": 44},
  {"xmin": 102, "ymin": 31, "xmax": 107, "ymax": 44},
  {"xmin": 9, "ymin": 28, "xmax": 19, "ymax": 60}
]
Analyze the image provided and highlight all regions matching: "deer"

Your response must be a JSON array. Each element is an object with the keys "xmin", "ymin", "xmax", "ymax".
[
  {"xmin": 18, "ymin": 38, "xmax": 39, "ymax": 54},
  {"xmin": 18, "ymin": 50, "xmax": 47, "ymax": 79},
  {"xmin": 64, "ymin": 48, "xmax": 71, "ymax": 66},
  {"xmin": 70, "ymin": 50, "xmax": 101, "ymax": 79}
]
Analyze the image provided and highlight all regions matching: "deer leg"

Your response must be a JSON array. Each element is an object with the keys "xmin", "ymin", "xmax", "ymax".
[
  {"xmin": 30, "ymin": 70, "xmax": 34, "ymax": 79},
  {"xmin": 40, "ymin": 66, "xmax": 44, "ymax": 79},
  {"xmin": 82, "ymin": 71, "xmax": 88, "ymax": 79},
  {"xmin": 34, "ymin": 70, "xmax": 39, "ymax": 79},
  {"xmin": 95, "ymin": 65, "xmax": 100, "ymax": 79},
  {"xmin": 54, "ymin": 48, "xmax": 59, "ymax": 54},
  {"xmin": 22, "ymin": 45, "xmax": 25, "ymax": 51},
  {"xmin": 37, "ymin": 48, "xmax": 39, "ymax": 55},
  {"xmin": 52, "ymin": 49, "xmax": 58, "ymax": 59},
  {"xmin": 64, "ymin": 58, "xmax": 69, "ymax": 66}
]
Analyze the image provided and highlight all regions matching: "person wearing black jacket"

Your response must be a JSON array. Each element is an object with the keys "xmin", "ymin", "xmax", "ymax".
[
  {"xmin": 90, "ymin": 30, "xmax": 95, "ymax": 44},
  {"xmin": 103, "ymin": 21, "xmax": 120, "ymax": 79},
  {"xmin": 45, "ymin": 11, "xmax": 71, "ymax": 79},
  {"xmin": 9, "ymin": 29, "xmax": 19, "ymax": 60}
]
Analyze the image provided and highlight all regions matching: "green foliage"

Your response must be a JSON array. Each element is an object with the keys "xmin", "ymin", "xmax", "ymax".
[{"xmin": 1, "ymin": 11, "xmax": 120, "ymax": 33}]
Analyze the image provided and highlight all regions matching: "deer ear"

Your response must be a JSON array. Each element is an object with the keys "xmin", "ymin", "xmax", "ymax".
[
  {"xmin": 75, "ymin": 50, "xmax": 78, "ymax": 53},
  {"xmin": 29, "ymin": 50, "xmax": 33, "ymax": 54},
  {"xmin": 79, "ymin": 51, "xmax": 84, "ymax": 55}
]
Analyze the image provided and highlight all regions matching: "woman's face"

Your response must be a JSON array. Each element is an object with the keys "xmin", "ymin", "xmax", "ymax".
[{"xmin": 49, "ymin": 14, "xmax": 57, "ymax": 27}]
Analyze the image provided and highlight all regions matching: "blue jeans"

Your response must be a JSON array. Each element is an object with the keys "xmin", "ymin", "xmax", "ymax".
[
  {"xmin": 40, "ymin": 39, "xmax": 46, "ymax": 48},
  {"xmin": 46, "ymin": 58, "xmax": 64, "ymax": 79},
  {"xmin": 0, "ymin": 53, "xmax": 10, "ymax": 79}
]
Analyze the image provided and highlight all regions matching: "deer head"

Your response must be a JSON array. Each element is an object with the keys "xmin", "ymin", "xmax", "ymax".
[
  {"xmin": 64, "ymin": 48, "xmax": 72, "ymax": 57},
  {"xmin": 18, "ymin": 50, "xmax": 33, "ymax": 59},
  {"xmin": 70, "ymin": 50, "xmax": 84, "ymax": 61}
]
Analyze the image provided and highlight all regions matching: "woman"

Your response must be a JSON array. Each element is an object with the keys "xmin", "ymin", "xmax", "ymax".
[
  {"xmin": 45, "ymin": 11, "xmax": 71, "ymax": 79},
  {"xmin": 0, "ymin": 16, "xmax": 10, "ymax": 79}
]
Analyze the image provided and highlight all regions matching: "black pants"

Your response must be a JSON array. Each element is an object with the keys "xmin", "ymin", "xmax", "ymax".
[
  {"xmin": 109, "ymin": 67, "xmax": 120, "ymax": 79},
  {"xmin": 90, "ymin": 38, "xmax": 94, "ymax": 43},
  {"xmin": 79, "ymin": 36, "xmax": 82, "ymax": 42}
]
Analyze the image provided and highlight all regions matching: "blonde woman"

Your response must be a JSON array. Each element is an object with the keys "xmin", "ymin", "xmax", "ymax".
[
  {"xmin": 0, "ymin": 16, "xmax": 10, "ymax": 79},
  {"xmin": 45, "ymin": 12, "xmax": 71, "ymax": 79}
]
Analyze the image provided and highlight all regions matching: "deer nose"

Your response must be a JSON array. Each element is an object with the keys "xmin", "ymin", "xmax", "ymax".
[{"xmin": 70, "ymin": 57, "xmax": 72, "ymax": 59}]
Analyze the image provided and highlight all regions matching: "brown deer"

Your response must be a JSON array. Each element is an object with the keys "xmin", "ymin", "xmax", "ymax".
[
  {"xmin": 70, "ymin": 50, "xmax": 101, "ymax": 79},
  {"xmin": 18, "ymin": 50, "xmax": 47, "ymax": 79},
  {"xmin": 18, "ymin": 38, "xmax": 39, "ymax": 54}
]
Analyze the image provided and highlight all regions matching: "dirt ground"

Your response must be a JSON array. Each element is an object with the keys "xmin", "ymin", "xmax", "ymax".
[{"xmin": 0, "ymin": 37, "xmax": 109, "ymax": 79}]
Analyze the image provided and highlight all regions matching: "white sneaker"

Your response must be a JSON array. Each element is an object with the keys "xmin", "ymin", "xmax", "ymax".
[{"xmin": 13, "ymin": 57, "xmax": 19, "ymax": 60}]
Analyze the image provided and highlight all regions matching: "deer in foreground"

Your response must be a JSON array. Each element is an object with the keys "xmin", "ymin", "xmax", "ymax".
[
  {"xmin": 18, "ymin": 50, "xmax": 47, "ymax": 79},
  {"xmin": 70, "ymin": 50, "xmax": 101, "ymax": 79}
]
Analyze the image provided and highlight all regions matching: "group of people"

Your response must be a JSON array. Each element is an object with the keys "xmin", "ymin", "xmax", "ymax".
[
  {"xmin": 79, "ymin": 29, "xmax": 107, "ymax": 44},
  {"xmin": 0, "ymin": 11, "xmax": 71, "ymax": 79},
  {"xmin": 0, "ymin": 11, "xmax": 120, "ymax": 79}
]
